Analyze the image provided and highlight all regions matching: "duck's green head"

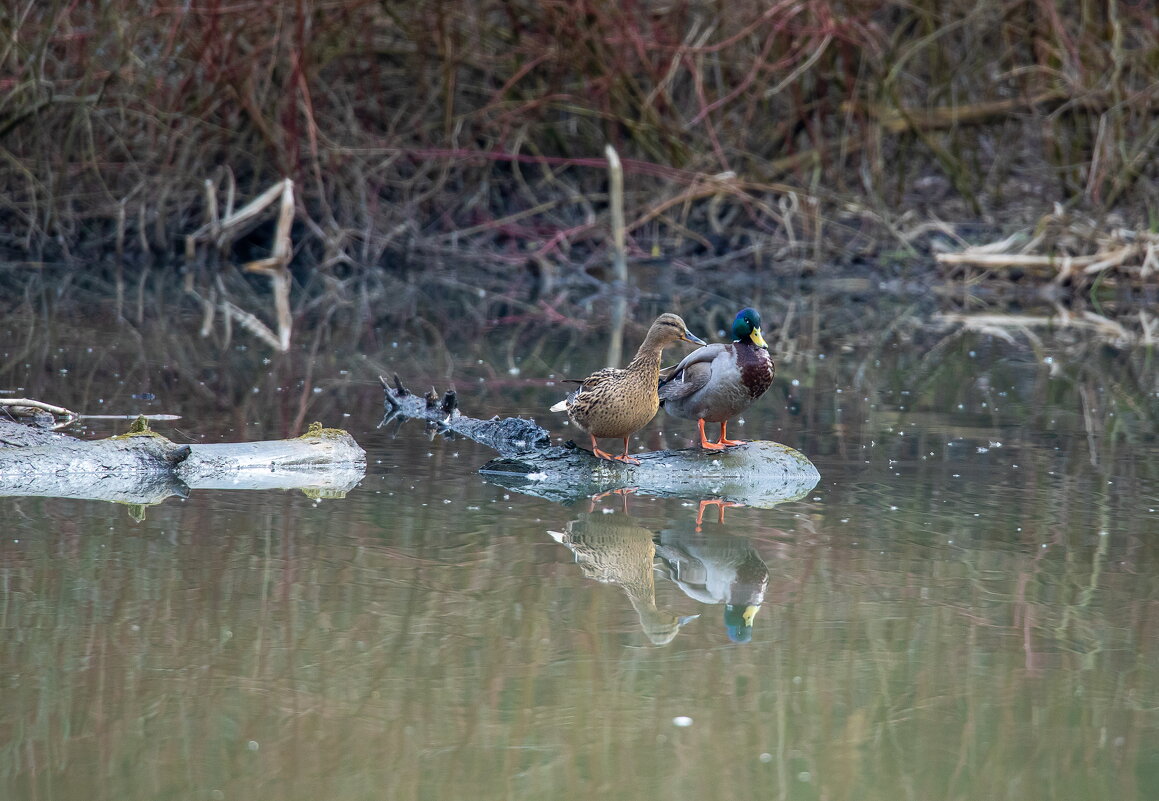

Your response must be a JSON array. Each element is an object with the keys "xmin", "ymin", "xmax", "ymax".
[
  {"xmin": 732, "ymin": 308, "xmax": 767, "ymax": 349},
  {"xmin": 724, "ymin": 603, "xmax": 761, "ymax": 643}
]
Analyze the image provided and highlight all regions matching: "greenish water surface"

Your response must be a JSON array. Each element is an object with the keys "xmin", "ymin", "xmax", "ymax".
[{"xmin": 2, "ymin": 305, "xmax": 1157, "ymax": 801}]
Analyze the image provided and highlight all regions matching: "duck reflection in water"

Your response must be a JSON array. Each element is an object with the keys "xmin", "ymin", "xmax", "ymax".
[
  {"xmin": 654, "ymin": 512, "xmax": 770, "ymax": 644},
  {"xmin": 548, "ymin": 510, "xmax": 699, "ymax": 646},
  {"xmin": 549, "ymin": 502, "xmax": 773, "ymax": 645}
]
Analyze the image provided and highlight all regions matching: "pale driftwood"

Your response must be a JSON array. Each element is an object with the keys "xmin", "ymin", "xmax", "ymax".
[
  {"xmin": 0, "ymin": 419, "xmax": 366, "ymax": 504},
  {"xmin": 934, "ymin": 311, "xmax": 1136, "ymax": 344},
  {"xmin": 381, "ymin": 375, "xmax": 820, "ymax": 508},
  {"xmin": 178, "ymin": 426, "xmax": 367, "ymax": 485},
  {"xmin": 935, "ymin": 252, "xmax": 1077, "ymax": 268},
  {"xmin": 0, "ymin": 398, "xmax": 80, "ymax": 427},
  {"xmin": 935, "ymin": 212, "xmax": 1158, "ymax": 285}
]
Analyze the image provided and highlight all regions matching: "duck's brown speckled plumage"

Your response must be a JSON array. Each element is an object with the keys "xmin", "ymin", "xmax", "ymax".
[
  {"xmin": 549, "ymin": 513, "xmax": 698, "ymax": 645},
  {"xmin": 658, "ymin": 308, "xmax": 774, "ymax": 449},
  {"xmin": 551, "ymin": 313, "xmax": 705, "ymax": 463}
]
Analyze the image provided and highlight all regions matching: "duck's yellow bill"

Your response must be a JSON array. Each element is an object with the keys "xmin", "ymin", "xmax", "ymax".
[
  {"xmin": 750, "ymin": 328, "xmax": 768, "ymax": 348},
  {"xmin": 743, "ymin": 605, "xmax": 760, "ymax": 627}
]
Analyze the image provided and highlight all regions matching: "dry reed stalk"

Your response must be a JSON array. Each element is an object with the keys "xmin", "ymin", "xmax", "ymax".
[
  {"xmin": 184, "ymin": 178, "xmax": 297, "ymax": 351},
  {"xmin": 605, "ymin": 144, "xmax": 628, "ymax": 368}
]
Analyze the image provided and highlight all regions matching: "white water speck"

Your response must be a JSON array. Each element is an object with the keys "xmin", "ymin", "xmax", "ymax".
[
  {"xmin": 672, "ymin": 716, "xmax": 693, "ymax": 727},
  {"xmin": 525, "ymin": 472, "xmax": 547, "ymax": 481}
]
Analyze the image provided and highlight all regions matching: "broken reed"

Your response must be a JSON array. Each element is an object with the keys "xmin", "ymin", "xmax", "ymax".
[{"xmin": 2, "ymin": 0, "xmax": 1157, "ymax": 274}]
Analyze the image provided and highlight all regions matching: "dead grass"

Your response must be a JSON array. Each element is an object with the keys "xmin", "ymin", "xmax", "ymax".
[{"xmin": 1, "ymin": 0, "xmax": 1156, "ymax": 325}]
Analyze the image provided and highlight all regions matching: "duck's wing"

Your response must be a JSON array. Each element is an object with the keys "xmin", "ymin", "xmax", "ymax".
[
  {"xmin": 550, "ymin": 368, "xmax": 624, "ymax": 411},
  {"xmin": 575, "ymin": 367, "xmax": 623, "ymax": 393},
  {"xmin": 658, "ymin": 344, "xmax": 729, "ymax": 401}
]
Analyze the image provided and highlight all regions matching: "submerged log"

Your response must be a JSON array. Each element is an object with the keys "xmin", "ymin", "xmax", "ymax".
[
  {"xmin": 381, "ymin": 375, "xmax": 820, "ymax": 507},
  {"xmin": 0, "ymin": 418, "xmax": 366, "ymax": 504}
]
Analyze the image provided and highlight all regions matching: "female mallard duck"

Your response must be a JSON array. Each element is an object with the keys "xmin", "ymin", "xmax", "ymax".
[
  {"xmin": 658, "ymin": 307, "xmax": 774, "ymax": 449},
  {"xmin": 550, "ymin": 313, "xmax": 706, "ymax": 464},
  {"xmin": 548, "ymin": 512, "xmax": 699, "ymax": 646}
]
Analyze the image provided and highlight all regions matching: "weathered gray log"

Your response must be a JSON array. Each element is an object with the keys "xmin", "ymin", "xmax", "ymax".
[
  {"xmin": 381, "ymin": 375, "xmax": 820, "ymax": 507},
  {"xmin": 177, "ymin": 423, "xmax": 367, "ymax": 485},
  {"xmin": 482, "ymin": 441, "xmax": 819, "ymax": 508},
  {"xmin": 0, "ymin": 421, "xmax": 191, "ymax": 474},
  {"xmin": 0, "ymin": 419, "xmax": 366, "ymax": 503}
]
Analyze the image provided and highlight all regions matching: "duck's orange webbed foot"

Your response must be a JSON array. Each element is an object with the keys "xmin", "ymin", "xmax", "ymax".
[
  {"xmin": 717, "ymin": 422, "xmax": 746, "ymax": 447},
  {"xmin": 612, "ymin": 437, "xmax": 642, "ymax": 464},
  {"xmin": 588, "ymin": 487, "xmax": 638, "ymax": 513},
  {"xmin": 695, "ymin": 499, "xmax": 746, "ymax": 531},
  {"xmin": 697, "ymin": 419, "xmax": 727, "ymax": 450}
]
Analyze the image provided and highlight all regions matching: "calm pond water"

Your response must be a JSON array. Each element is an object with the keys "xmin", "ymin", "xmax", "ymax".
[{"xmin": 2, "ymin": 296, "xmax": 1158, "ymax": 801}]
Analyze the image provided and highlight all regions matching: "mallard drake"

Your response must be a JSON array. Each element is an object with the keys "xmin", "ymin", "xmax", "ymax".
[
  {"xmin": 654, "ymin": 528, "xmax": 770, "ymax": 644},
  {"xmin": 550, "ymin": 313, "xmax": 706, "ymax": 464},
  {"xmin": 658, "ymin": 307, "xmax": 774, "ymax": 449}
]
